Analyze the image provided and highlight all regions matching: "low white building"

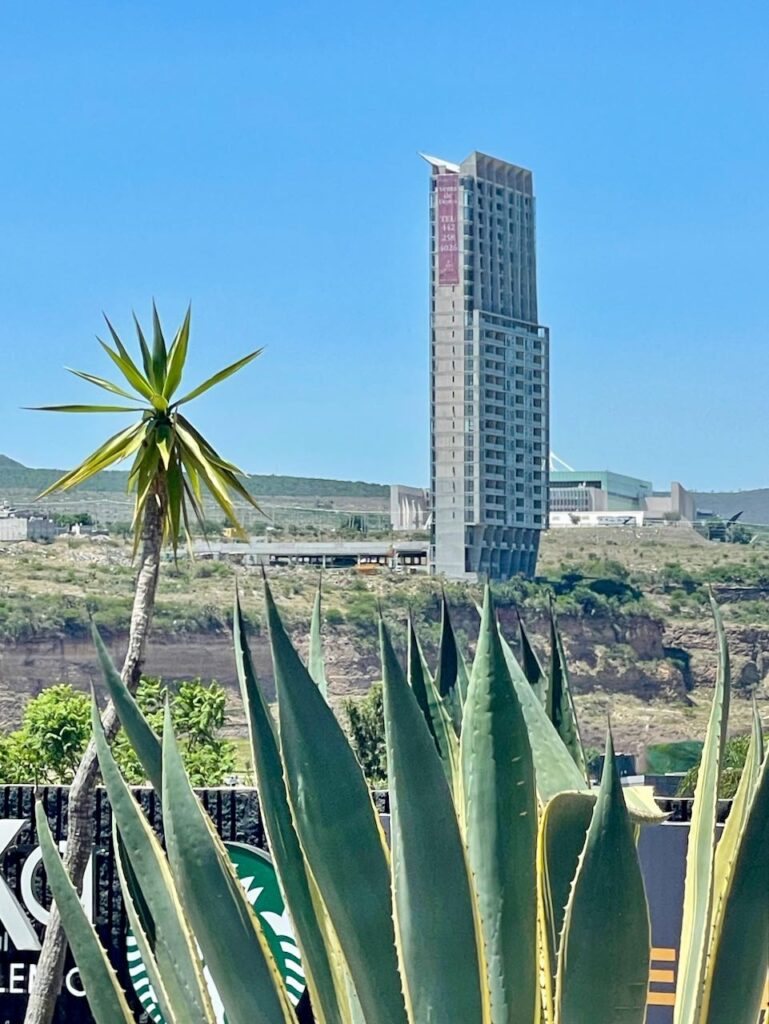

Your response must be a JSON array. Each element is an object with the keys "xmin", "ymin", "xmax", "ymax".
[{"xmin": 0, "ymin": 514, "xmax": 61, "ymax": 542}]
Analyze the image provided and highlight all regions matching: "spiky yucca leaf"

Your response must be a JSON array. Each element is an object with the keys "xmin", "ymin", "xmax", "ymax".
[
  {"xmin": 674, "ymin": 595, "xmax": 730, "ymax": 1024},
  {"xmin": 381, "ymin": 619, "xmax": 487, "ymax": 1024},
  {"xmin": 233, "ymin": 592, "xmax": 347, "ymax": 1024},
  {"xmin": 555, "ymin": 731, "xmax": 650, "ymax": 1024},
  {"xmin": 32, "ymin": 305, "xmax": 261, "ymax": 553},
  {"xmin": 34, "ymin": 805, "xmax": 135, "ymax": 1024},
  {"xmin": 161, "ymin": 703, "xmax": 296, "ymax": 1024},
  {"xmin": 461, "ymin": 588, "xmax": 538, "ymax": 1024},
  {"xmin": 263, "ymin": 583, "xmax": 409, "ymax": 1024}
]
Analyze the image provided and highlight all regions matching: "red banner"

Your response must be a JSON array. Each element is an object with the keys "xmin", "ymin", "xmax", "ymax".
[{"xmin": 437, "ymin": 173, "xmax": 460, "ymax": 285}]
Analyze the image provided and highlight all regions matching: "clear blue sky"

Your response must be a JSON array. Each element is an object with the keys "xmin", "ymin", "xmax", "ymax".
[{"xmin": 1, "ymin": 2, "xmax": 768, "ymax": 491}]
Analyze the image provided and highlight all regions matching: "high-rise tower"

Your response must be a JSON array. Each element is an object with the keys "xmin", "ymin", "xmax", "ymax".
[{"xmin": 426, "ymin": 151, "xmax": 549, "ymax": 579}]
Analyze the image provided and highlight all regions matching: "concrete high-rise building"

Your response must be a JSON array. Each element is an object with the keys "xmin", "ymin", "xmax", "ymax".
[{"xmin": 426, "ymin": 150, "xmax": 549, "ymax": 579}]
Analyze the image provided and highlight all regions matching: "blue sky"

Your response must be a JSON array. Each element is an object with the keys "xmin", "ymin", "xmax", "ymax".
[{"xmin": 1, "ymin": 2, "xmax": 768, "ymax": 491}]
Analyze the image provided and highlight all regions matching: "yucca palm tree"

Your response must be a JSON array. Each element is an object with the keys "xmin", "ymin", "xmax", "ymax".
[{"xmin": 24, "ymin": 305, "xmax": 260, "ymax": 1024}]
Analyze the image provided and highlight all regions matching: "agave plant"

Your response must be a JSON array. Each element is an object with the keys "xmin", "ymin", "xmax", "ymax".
[{"xmin": 36, "ymin": 586, "xmax": 768, "ymax": 1024}]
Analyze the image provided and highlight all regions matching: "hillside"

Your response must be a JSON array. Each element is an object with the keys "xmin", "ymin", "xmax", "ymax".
[
  {"xmin": 693, "ymin": 489, "xmax": 769, "ymax": 524},
  {"xmin": 0, "ymin": 454, "xmax": 389, "ymax": 500},
  {"xmin": 0, "ymin": 523, "xmax": 767, "ymax": 757}
]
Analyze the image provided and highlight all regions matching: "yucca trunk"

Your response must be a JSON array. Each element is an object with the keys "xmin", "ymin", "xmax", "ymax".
[{"xmin": 24, "ymin": 482, "xmax": 167, "ymax": 1024}]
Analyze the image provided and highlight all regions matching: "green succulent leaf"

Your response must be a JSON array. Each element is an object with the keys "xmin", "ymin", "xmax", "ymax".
[
  {"xmin": 381, "ymin": 618, "xmax": 486, "ymax": 1024},
  {"xmin": 113, "ymin": 827, "xmax": 188, "ymax": 1024},
  {"xmin": 34, "ymin": 804, "xmax": 135, "ymax": 1024},
  {"xmin": 460, "ymin": 587, "xmax": 538, "ymax": 1024},
  {"xmin": 233, "ymin": 591, "xmax": 346, "ymax": 1024},
  {"xmin": 92, "ymin": 622, "xmax": 162, "ymax": 789},
  {"xmin": 674, "ymin": 594, "xmax": 730, "ymax": 1024},
  {"xmin": 264, "ymin": 582, "xmax": 408, "ymax": 1024},
  {"xmin": 536, "ymin": 791, "xmax": 595, "ymax": 1020},
  {"xmin": 434, "ymin": 594, "xmax": 470, "ymax": 734},
  {"xmin": 161, "ymin": 702, "xmax": 296, "ymax": 1024},
  {"xmin": 555, "ymin": 730, "xmax": 650, "ymax": 1024},
  {"xmin": 406, "ymin": 618, "xmax": 438, "ymax": 746},
  {"xmin": 308, "ymin": 580, "xmax": 328, "ymax": 699},
  {"xmin": 516, "ymin": 611, "xmax": 547, "ymax": 704},
  {"xmin": 498, "ymin": 628, "xmax": 587, "ymax": 802},
  {"xmin": 91, "ymin": 698, "xmax": 214, "ymax": 1023},
  {"xmin": 547, "ymin": 601, "xmax": 588, "ymax": 780},
  {"xmin": 701, "ymin": 740, "xmax": 769, "ymax": 1024}
]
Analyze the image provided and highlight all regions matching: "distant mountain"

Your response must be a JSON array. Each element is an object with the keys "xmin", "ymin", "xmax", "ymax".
[
  {"xmin": 693, "ymin": 489, "xmax": 769, "ymax": 525},
  {"xmin": 0, "ymin": 455, "xmax": 388, "ymax": 499}
]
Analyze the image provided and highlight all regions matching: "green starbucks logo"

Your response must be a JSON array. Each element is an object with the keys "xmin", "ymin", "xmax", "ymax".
[{"xmin": 126, "ymin": 842, "xmax": 306, "ymax": 1023}]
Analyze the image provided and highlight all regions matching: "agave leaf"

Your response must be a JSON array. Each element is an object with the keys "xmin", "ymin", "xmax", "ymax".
[
  {"xmin": 700, "ymin": 742, "xmax": 769, "ymax": 1024},
  {"xmin": 408, "ymin": 621, "xmax": 461, "ymax": 800},
  {"xmin": 308, "ymin": 580, "xmax": 328, "ymax": 698},
  {"xmin": 161, "ymin": 703, "xmax": 296, "ymax": 1024},
  {"xmin": 461, "ymin": 587, "xmax": 537, "ymax": 1024},
  {"xmin": 34, "ymin": 804, "xmax": 135, "ymax": 1024},
  {"xmin": 498, "ymin": 627, "xmax": 664, "ymax": 823},
  {"xmin": 407, "ymin": 618, "xmax": 438, "ymax": 746},
  {"xmin": 264, "ymin": 583, "xmax": 408, "ymax": 1024},
  {"xmin": 674, "ymin": 594, "xmax": 730, "ymax": 1024},
  {"xmin": 92, "ymin": 623, "xmax": 162, "ymax": 789},
  {"xmin": 233, "ymin": 592, "xmax": 346, "ymax": 1024},
  {"xmin": 113, "ymin": 827, "xmax": 183, "ymax": 1024},
  {"xmin": 547, "ymin": 601, "xmax": 588, "ymax": 780},
  {"xmin": 91, "ymin": 699, "xmax": 214, "ymax": 1023},
  {"xmin": 555, "ymin": 731, "xmax": 650, "ymax": 1024},
  {"xmin": 434, "ymin": 594, "xmax": 470, "ymax": 734},
  {"xmin": 381, "ymin": 619, "xmax": 486, "ymax": 1024},
  {"xmin": 711, "ymin": 701, "xmax": 763, "ymax": 913},
  {"xmin": 498, "ymin": 628, "xmax": 587, "ymax": 801},
  {"xmin": 174, "ymin": 349, "xmax": 263, "ymax": 406},
  {"xmin": 516, "ymin": 611, "xmax": 547, "ymax": 704},
  {"xmin": 536, "ymin": 791, "xmax": 595, "ymax": 1022}
]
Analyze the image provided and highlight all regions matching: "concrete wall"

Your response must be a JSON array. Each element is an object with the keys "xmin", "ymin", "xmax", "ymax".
[{"xmin": 0, "ymin": 518, "xmax": 60, "ymax": 542}]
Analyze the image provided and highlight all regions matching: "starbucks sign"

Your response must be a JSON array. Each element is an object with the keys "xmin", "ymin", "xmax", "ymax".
[{"xmin": 127, "ymin": 842, "xmax": 307, "ymax": 1023}]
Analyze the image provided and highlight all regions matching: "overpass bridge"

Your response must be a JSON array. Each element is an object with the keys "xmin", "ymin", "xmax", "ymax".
[{"xmin": 192, "ymin": 539, "xmax": 429, "ymax": 572}]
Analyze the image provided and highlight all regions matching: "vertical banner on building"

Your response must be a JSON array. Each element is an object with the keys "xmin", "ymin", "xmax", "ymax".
[{"xmin": 437, "ymin": 173, "xmax": 460, "ymax": 285}]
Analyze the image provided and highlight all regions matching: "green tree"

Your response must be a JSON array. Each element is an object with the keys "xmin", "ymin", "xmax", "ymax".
[
  {"xmin": 676, "ymin": 732, "xmax": 761, "ymax": 798},
  {"xmin": 25, "ymin": 306, "xmax": 259, "ymax": 1024},
  {"xmin": 342, "ymin": 683, "xmax": 386, "ymax": 785},
  {"xmin": 0, "ymin": 679, "xmax": 236, "ymax": 787}
]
